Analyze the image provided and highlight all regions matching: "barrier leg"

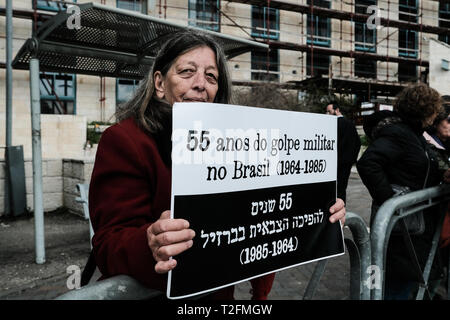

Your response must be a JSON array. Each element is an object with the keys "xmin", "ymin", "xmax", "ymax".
[
  {"xmin": 345, "ymin": 238, "xmax": 362, "ymax": 300},
  {"xmin": 303, "ymin": 259, "xmax": 327, "ymax": 300}
]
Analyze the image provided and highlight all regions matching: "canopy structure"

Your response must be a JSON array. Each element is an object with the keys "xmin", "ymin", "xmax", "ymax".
[
  {"xmin": 12, "ymin": 2, "xmax": 267, "ymax": 79},
  {"xmin": 10, "ymin": 2, "xmax": 267, "ymax": 265}
]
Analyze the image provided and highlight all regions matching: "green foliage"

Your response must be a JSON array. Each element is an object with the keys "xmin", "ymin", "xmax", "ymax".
[
  {"xmin": 86, "ymin": 127, "xmax": 102, "ymax": 145},
  {"xmin": 296, "ymin": 82, "xmax": 359, "ymax": 120},
  {"xmin": 297, "ymin": 83, "xmax": 330, "ymax": 114},
  {"xmin": 233, "ymin": 84, "xmax": 300, "ymax": 111},
  {"xmin": 86, "ymin": 121, "xmax": 113, "ymax": 145},
  {"xmin": 360, "ymin": 134, "xmax": 370, "ymax": 146},
  {"xmin": 89, "ymin": 121, "xmax": 112, "ymax": 126}
]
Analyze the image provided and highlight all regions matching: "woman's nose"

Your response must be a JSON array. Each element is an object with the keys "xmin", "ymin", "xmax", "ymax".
[{"xmin": 192, "ymin": 73, "xmax": 206, "ymax": 90}]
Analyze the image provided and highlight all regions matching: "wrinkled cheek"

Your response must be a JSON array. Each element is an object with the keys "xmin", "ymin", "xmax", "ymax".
[{"xmin": 209, "ymin": 88, "xmax": 219, "ymax": 102}]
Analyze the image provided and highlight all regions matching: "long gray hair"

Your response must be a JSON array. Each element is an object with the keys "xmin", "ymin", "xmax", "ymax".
[{"xmin": 115, "ymin": 30, "xmax": 232, "ymax": 134}]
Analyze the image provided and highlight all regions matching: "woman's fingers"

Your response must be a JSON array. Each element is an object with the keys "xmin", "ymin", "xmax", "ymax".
[
  {"xmin": 155, "ymin": 259, "xmax": 177, "ymax": 274},
  {"xmin": 150, "ymin": 216, "xmax": 190, "ymax": 235},
  {"xmin": 148, "ymin": 229, "xmax": 195, "ymax": 261},
  {"xmin": 153, "ymin": 229, "xmax": 196, "ymax": 247},
  {"xmin": 329, "ymin": 198, "xmax": 345, "ymax": 213},
  {"xmin": 329, "ymin": 198, "xmax": 346, "ymax": 224},
  {"xmin": 147, "ymin": 210, "xmax": 196, "ymax": 274},
  {"xmin": 154, "ymin": 239, "xmax": 194, "ymax": 261}
]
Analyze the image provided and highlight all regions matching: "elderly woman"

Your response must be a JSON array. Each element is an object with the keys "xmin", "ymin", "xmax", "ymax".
[
  {"xmin": 89, "ymin": 30, "xmax": 346, "ymax": 300},
  {"xmin": 357, "ymin": 83, "xmax": 444, "ymax": 299}
]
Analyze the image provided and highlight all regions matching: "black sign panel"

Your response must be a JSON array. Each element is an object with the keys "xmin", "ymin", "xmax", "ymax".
[{"xmin": 168, "ymin": 180, "xmax": 344, "ymax": 298}]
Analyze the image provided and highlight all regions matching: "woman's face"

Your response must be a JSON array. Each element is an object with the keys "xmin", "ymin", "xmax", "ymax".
[
  {"xmin": 436, "ymin": 116, "xmax": 450, "ymax": 141},
  {"xmin": 154, "ymin": 46, "xmax": 219, "ymax": 105},
  {"xmin": 423, "ymin": 112, "xmax": 438, "ymax": 128}
]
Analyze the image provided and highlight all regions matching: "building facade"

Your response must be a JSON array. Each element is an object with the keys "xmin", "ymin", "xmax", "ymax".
[
  {"xmin": 0, "ymin": 0, "xmax": 449, "ymax": 161},
  {"xmin": 0, "ymin": 0, "xmax": 449, "ymax": 215}
]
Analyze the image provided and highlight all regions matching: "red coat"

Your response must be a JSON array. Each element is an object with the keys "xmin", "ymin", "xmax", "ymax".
[
  {"xmin": 440, "ymin": 203, "xmax": 450, "ymax": 248},
  {"xmin": 89, "ymin": 117, "xmax": 274, "ymax": 299}
]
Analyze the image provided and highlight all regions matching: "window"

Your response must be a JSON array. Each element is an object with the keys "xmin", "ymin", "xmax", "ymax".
[
  {"xmin": 398, "ymin": 0, "xmax": 417, "ymax": 57},
  {"xmin": 189, "ymin": 0, "xmax": 220, "ymax": 32},
  {"xmin": 117, "ymin": 0, "xmax": 147, "ymax": 13},
  {"xmin": 251, "ymin": 49, "xmax": 279, "ymax": 81},
  {"xmin": 306, "ymin": 0, "xmax": 331, "ymax": 47},
  {"xmin": 35, "ymin": 0, "xmax": 76, "ymax": 12},
  {"xmin": 251, "ymin": 6, "xmax": 279, "ymax": 40},
  {"xmin": 398, "ymin": 29, "xmax": 417, "ymax": 57},
  {"xmin": 355, "ymin": 23, "xmax": 376, "ymax": 52},
  {"xmin": 354, "ymin": 58, "xmax": 377, "ymax": 78},
  {"xmin": 399, "ymin": 0, "xmax": 418, "ymax": 23},
  {"xmin": 398, "ymin": 62, "xmax": 417, "ymax": 82},
  {"xmin": 40, "ymin": 73, "xmax": 76, "ymax": 114},
  {"xmin": 439, "ymin": 1, "xmax": 450, "ymax": 45},
  {"xmin": 355, "ymin": 0, "xmax": 376, "ymax": 52},
  {"xmin": 306, "ymin": 52, "xmax": 330, "ymax": 77},
  {"xmin": 116, "ymin": 79, "xmax": 140, "ymax": 106}
]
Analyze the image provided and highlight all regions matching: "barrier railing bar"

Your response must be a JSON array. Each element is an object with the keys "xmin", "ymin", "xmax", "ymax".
[
  {"xmin": 344, "ymin": 238, "xmax": 362, "ymax": 300},
  {"xmin": 344, "ymin": 212, "xmax": 372, "ymax": 300},
  {"xmin": 55, "ymin": 275, "xmax": 164, "ymax": 300},
  {"xmin": 302, "ymin": 211, "xmax": 371, "ymax": 300},
  {"xmin": 416, "ymin": 203, "xmax": 447, "ymax": 300},
  {"xmin": 303, "ymin": 259, "xmax": 328, "ymax": 300},
  {"xmin": 371, "ymin": 184, "xmax": 450, "ymax": 300},
  {"xmin": 399, "ymin": 219, "xmax": 432, "ymax": 299}
]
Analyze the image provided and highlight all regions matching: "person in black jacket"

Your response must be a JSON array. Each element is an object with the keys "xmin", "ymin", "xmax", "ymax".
[
  {"xmin": 326, "ymin": 101, "xmax": 361, "ymax": 202},
  {"xmin": 357, "ymin": 83, "xmax": 444, "ymax": 300}
]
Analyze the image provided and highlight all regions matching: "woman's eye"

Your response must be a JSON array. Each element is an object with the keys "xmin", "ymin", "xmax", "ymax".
[
  {"xmin": 207, "ymin": 73, "xmax": 218, "ymax": 82},
  {"xmin": 180, "ymin": 69, "xmax": 194, "ymax": 75}
]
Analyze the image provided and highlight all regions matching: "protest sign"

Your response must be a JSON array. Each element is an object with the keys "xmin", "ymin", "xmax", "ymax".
[{"xmin": 167, "ymin": 103, "xmax": 344, "ymax": 299}]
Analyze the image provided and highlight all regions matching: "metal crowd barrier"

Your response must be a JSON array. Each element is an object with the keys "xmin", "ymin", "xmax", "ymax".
[
  {"xmin": 56, "ymin": 184, "xmax": 450, "ymax": 300},
  {"xmin": 370, "ymin": 184, "xmax": 450, "ymax": 300},
  {"xmin": 55, "ymin": 215, "xmax": 372, "ymax": 300}
]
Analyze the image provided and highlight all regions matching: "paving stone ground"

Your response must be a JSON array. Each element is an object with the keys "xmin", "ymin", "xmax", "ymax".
[{"xmin": 0, "ymin": 171, "xmax": 372, "ymax": 300}]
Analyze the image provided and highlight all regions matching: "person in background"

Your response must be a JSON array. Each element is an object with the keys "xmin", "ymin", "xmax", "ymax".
[
  {"xmin": 423, "ymin": 104, "xmax": 450, "ymax": 176},
  {"xmin": 439, "ymin": 96, "xmax": 450, "ymax": 250},
  {"xmin": 88, "ymin": 30, "xmax": 347, "ymax": 300},
  {"xmin": 357, "ymin": 83, "xmax": 444, "ymax": 300},
  {"xmin": 431, "ymin": 96, "xmax": 450, "ymax": 300},
  {"xmin": 325, "ymin": 101, "xmax": 361, "ymax": 202}
]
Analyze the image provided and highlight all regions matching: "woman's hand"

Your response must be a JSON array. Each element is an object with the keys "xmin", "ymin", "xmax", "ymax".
[
  {"xmin": 329, "ymin": 198, "xmax": 346, "ymax": 225},
  {"xmin": 147, "ymin": 210, "xmax": 195, "ymax": 274}
]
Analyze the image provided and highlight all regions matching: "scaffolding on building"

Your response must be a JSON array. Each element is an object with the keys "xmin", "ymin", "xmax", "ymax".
[{"xmin": 155, "ymin": 0, "xmax": 449, "ymax": 111}]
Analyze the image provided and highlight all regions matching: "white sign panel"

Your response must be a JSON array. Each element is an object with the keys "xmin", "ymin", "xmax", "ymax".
[{"xmin": 168, "ymin": 103, "xmax": 344, "ymax": 299}]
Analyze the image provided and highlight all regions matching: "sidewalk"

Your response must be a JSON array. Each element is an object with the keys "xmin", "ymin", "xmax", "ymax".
[{"xmin": 0, "ymin": 171, "xmax": 372, "ymax": 300}]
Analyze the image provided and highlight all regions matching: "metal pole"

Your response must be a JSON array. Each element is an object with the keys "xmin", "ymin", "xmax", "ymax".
[
  {"xmin": 4, "ymin": 0, "xmax": 13, "ymax": 216},
  {"xmin": 6, "ymin": 0, "xmax": 12, "ymax": 146},
  {"xmin": 29, "ymin": 57, "xmax": 45, "ymax": 264}
]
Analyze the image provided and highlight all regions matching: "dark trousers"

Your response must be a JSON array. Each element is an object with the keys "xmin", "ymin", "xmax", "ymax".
[{"xmin": 337, "ymin": 163, "xmax": 353, "ymax": 202}]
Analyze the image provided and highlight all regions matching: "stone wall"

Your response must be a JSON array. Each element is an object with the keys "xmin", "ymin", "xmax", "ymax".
[
  {"xmin": 0, "ymin": 158, "xmax": 94, "ymax": 217},
  {"xmin": 62, "ymin": 159, "xmax": 94, "ymax": 217},
  {"xmin": 429, "ymin": 39, "xmax": 450, "ymax": 96}
]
